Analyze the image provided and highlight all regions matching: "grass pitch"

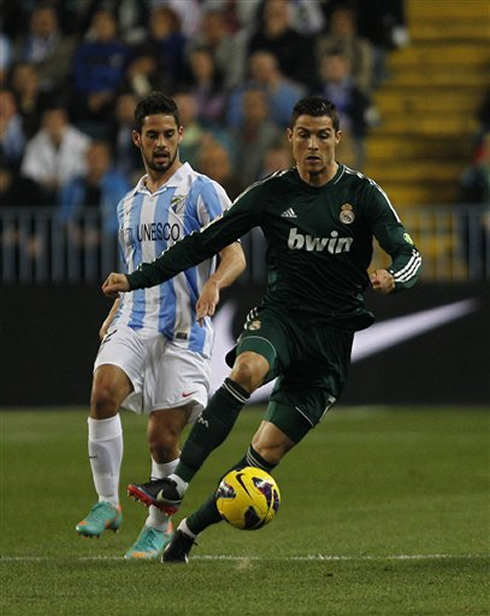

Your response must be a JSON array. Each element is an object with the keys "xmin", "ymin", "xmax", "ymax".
[{"xmin": 1, "ymin": 406, "xmax": 489, "ymax": 616}]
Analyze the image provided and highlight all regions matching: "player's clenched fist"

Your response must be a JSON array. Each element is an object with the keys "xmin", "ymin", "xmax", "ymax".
[
  {"xmin": 370, "ymin": 269, "xmax": 395, "ymax": 295},
  {"xmin": 102, "ymin": 272, "xmax": 130, "ymax": 297}
]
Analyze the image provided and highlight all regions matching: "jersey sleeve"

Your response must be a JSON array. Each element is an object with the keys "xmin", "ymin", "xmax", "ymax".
[
  {"xmin": 364, "ymin": 180, "xmax": 422, "ymax": 290},
  {"xmin": 193, "ymin": 177, "xmax": 232, "ymax": 226},
  {"xmin": 126, "ymin": 182, "xmax": 263, "ymax": 290}
]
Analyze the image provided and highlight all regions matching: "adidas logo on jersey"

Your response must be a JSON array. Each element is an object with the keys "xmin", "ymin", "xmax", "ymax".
[
  {"xmin": 281, "ymin": 208, "xmax": 297, "ymax": 218},
  {"xmin": 288, "ymin": 227, "xmax": 353, "ymax": 253}
]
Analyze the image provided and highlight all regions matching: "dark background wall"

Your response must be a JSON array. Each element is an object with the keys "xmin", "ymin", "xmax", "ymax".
[{"xmin": 1, "ymin": 283, "xmax": 489, "ymax": 406}]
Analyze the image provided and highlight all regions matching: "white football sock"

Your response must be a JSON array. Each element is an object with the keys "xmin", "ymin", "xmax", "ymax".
[
  {"xmin": 146, "ymin": 458, "xmax": 179, "ymax": 531},
  {"xmin": 88, "ymin": 415, "xmax": 123, "ymax": 507},
  {"xmin": 168, "ymin": 473, "xmax": 189, "ymax": 496}
]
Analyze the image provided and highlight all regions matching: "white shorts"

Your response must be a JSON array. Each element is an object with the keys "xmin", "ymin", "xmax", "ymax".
[{"xmin": 94, "ymin": 324, "xmax": 211, "ymax": 420}]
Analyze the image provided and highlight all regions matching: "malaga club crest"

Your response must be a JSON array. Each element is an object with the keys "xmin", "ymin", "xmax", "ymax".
[{"xmin": 171, "ymin": 195, "xmax": 187, "ymax": 213}]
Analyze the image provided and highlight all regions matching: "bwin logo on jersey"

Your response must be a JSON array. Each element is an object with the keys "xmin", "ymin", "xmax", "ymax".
[{"xmin": 288, "ymin": 228, "xmax": 353, "ymax": 253}]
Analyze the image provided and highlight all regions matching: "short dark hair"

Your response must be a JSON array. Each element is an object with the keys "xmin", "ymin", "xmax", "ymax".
[
  {"xmin": 290, "ymin": 96, "xmax": 340, "ymax": 131},
  {"xmin": 134, "ymin": 92, "xmax": 181, "ymax": 132}
]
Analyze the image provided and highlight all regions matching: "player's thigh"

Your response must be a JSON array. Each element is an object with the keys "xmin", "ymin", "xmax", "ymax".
[
  {"xmin": 232, "ymin": 308, "xmax": 298, "ymax": 382},
  {"xmin": 94, "ymin": 323, "xmax": 150, "ymax": 393},
  {"xmin": 266, "ymin": 325, "xmax": 354, "ymax": 442},
  {"xmin": 265, "ymin": 385, "xmax": 337, "ymax": 444},
  {"xmin": 142, "ymin": 339, "xmax": 211, "ymax": 422},
  {"xmin": 91, "ymin": 363, "xmax": 133, "ymax": 411}
]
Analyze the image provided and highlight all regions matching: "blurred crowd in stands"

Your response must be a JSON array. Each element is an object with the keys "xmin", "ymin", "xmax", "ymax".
[
  {"xmin": 3, "ymin": 0, "xmax": 490, "ymax": 283},
  {"xmin": 458, "ymin": 87, "xmax": 490, "ymax": 277},
  {"xmin": 0, "ymin": 0, "xmax": 410, "ymax": 220}
]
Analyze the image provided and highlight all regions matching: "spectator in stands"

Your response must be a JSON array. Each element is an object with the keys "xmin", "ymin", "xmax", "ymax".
[
  {"xmin": 0, "ymin": 163, "xmax": 49, "ymax": 208},
  {"xmin": 260, "ymin": 141, "xmax": 294, "ymax": 178},
  {"xmin": 120, "ymin": 53, "xmax": 168, "ymax": 99},
  {"xmin": 9, "ymin": 63, "xmax": 51, "ymax": 138},
  {"xmin": 287, "ymin": 0, "xmax": 327, "ymax": 36},
  {"xmin": 58, "ymin": 140, "xmax": 130, "ymax": 245},
  {"xmin": 75, "ymin": 0, "xmax": 150, "ymax": 45},
  {"xmin": 20, "ymin": 104, "xmax": 92, "ymax": 202},
  {"xmin": 132, "ymin": 6, "xmax": 187, "ymax": 94},
  {"xmin": 0, "ymin": 88, "xmax": 26, "ymax": 170},
  {"xmin": 315, "ymin": 48, "xmax": 374, "ymax": 169},
  {"xmin": 231, "ymin": 87, "xmax": 282, "ymax": 190},
  {"xmin": 196, "ymin": 138, "xmax": 242, "ymax": 201},
  {"xmin": 0, "ymin": 163, "xmax": 51, "ymax": 277},
  {"xmin": 200, "ymin": 0, "xmax": 261, "ymax": 35},
  {"xmin": 0, "ymin": 33, "xmax": 13, "ymax": 85},
  {"xmin": 227, "ymin": 51, "xmax": 306, "ymax": 129},
  {"xmin": 460, "ymin": 132, "xmax": 490, "ymax": 204},
  {"xmin": 172, "ymin": 89, "xmax": 211, "ymax": 169},
  {"xmin": 12, "ymin": 6, "xmax": 75, "ymax": 94},
  {"xmin": 458, "ymin": 131, "xmax": 490, "ymax": 278},
  {"xmin": 355, "ymin": 0, "xmax": 409, "ymax": 87},
  {"xmin": 184, "ymin": 46, "xmax": 228, "ymax": 126},
  {"xmin": 187, "ymin": 9, "xmax": 247, "ymax": 89},
  {"xmin": 247, "ymin": 0, "xmax": 317, "ymax": 89},
  {"xmin": 110, "ymin": 92, "xmax": 143, "ymax": 183},
  {"xmin": 316, "ymin": 4, "xmax": 375, "ymax": 94},
  {"xmin": 70, "ymin": 9, "xmax": 132, "ymax": 138},
  {"xmin": 476, "ymin": 87, "xmax": 490, "ymax": 134},
  {"xmin": 158, "ymin": 0, "xmax": 203, "ymax": 39}
]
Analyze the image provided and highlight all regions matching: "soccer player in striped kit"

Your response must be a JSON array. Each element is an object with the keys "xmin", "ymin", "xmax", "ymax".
[
  {"xmin": 75, "ymin": 93, "xmax": 246, "ymax": 559},
  {"xmin": 103, "ymin": 95, "xmax": 422, "ymax": 562}
]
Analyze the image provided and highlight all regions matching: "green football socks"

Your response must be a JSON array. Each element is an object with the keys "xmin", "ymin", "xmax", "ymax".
[{"xmin": 176, "ymin": 378, "xmax": 250, "ymax": 482}]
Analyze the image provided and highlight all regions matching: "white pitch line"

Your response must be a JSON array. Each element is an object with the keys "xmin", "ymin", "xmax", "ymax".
[
  {"xmin": 195, "ymin": 553, "xmax": 489, "ymax": 562},
  {"xmin": 1, "ymin": 553, "xmax": 488, "ymax": 563}
]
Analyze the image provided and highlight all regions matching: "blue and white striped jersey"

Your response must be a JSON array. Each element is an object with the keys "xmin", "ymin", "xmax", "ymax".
[{"xmin": 113, "ymin": 162, "xmax": 231, "ymax": 357}]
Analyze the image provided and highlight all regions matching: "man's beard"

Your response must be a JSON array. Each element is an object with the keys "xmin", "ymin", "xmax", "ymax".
[{"xmin": 147, "ymin": 150, "xmax": 176, "ymax": 173}]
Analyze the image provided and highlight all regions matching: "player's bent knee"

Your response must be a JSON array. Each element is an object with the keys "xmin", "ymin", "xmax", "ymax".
[
  {"xmin": 90, "ymin": 366, "xmax": 131, "ymax": 418},
  {"xmin": 90, "ymin": 385, "xmax": 120, "ymax": 419},
  {"xmin": 230, "ymin": 353, "xmax": 269, "ymax": 392}
]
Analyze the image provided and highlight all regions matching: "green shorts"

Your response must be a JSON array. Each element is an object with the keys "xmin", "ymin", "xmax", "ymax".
[{"xmin": 228, "ymin": 307, "xmax": 354, "ymax": 443}]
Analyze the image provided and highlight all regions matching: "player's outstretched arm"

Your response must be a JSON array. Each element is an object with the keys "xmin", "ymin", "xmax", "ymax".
[
  {"xmin": 196, "ymin": 242, "xmax": 246, "ymax": 326},
  {"xmin": 102, "ymin": 273, "xmax": 130, "ymax": 298}
]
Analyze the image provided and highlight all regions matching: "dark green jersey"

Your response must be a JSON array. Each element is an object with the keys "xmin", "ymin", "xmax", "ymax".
[{"xmin": 127, "ymin": 165, "xmax": 422, "ymax": 330}]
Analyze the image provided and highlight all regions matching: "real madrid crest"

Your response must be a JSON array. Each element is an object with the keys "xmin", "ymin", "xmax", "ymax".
[
  {"xmin": 339, "ymin": 203, "xmax": 355, "ymax": 225},
  {"xmin": 248, "ymin": 320, "xmax": 262, "ymax": 331}
]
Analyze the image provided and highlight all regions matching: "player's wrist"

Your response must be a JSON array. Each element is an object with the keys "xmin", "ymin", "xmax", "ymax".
[
  {"xmin": 125, "ymin": 273, "xmax": 136, "ymax": 290},
  {"xmin": 205, "ymin": 276, "xmax": 222, "ymax": 291}
]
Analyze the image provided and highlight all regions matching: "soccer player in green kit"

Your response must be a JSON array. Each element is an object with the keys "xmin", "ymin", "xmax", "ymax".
[{"xmin": 102, "ymin": 96, "xmax": 422, "ymax": 562}]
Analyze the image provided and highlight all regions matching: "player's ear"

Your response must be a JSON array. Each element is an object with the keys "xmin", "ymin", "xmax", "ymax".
[
  {"xmin": 132, "ymin": 129, "xmax": 141, "ymax": 148},
  {"xmin": 177, "ymin": 125, "xmax": 184, "ymax": 144},
  {"xmin": 335, "ymin": 130, "xmax": 342, "ymax": 145},
  {"xmin": 286, "ymin": 127, "xmax": 293, "ymax": 143}
]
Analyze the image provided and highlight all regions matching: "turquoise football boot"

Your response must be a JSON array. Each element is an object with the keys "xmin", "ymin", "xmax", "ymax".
[
  {"xmin": 124, "ymin": 521, "xmax": 174, "ymax": 560},
  {"xmin": 76, "ymin": 502, "xmax": 122, "ymax": 537}
]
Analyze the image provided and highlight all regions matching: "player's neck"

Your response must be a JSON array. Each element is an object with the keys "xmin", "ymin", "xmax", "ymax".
[
  {"xmin": 297, "ymin": 161, "xmax": 339, "ymax": 187},
  {"xmin": 145, "ymin": 161, "xmax": 183, "ymax": 193}
]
